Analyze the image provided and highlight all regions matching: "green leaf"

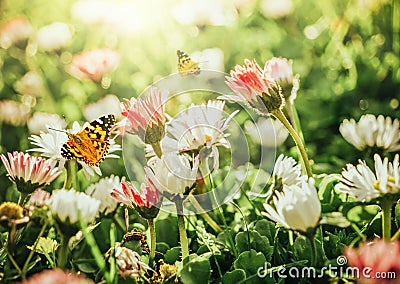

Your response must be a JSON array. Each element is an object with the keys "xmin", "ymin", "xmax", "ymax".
[
  {"xmin": 197, "ymin": 244, "xmax": 210, "ymax": 255},
  {"xmin": 235, "ymin": 231, "xmax": 273, "ymax": 261},
  {"xmin": 26, "ymin": 237, "xmax": 58, "ymax": 255},
  {"xmin": 345, "ymin": 204, "xmax": 380, "ymax": 224},
  {"xmin": 221, "ymin": 269, "xmax": 246, "ymax": 283},
  {"xmin": 293, "ymin": 237, "xmax": 311, "ymax": 264},
  {"xmin": 156, "ymin": 217, "xmax": 179, "ymax": 248},
  {"xmin": 74, "ymin": 259, "xmax": 98, "ymax": 273},
  {"xmin": 315, "ymin": 174, "xmax": 340, "ymax": 199},
  {"xmin": 324, "ymin": 231, "xmax": 347, "ymax": 257},
  {"xmin": 165, "ymin": 247, "xmax": 181, "ymax": 264},
  {"xmin": 180, "ymin": 256, "xmax": 211, "ymax": 284},
  {"xmin": 156, "ymin": 242, "xmax": 170, "ymax": 254},
  {"xmin": 233, "ymin": 249, "xmax": 266, "ymax": 283},
  {"xmin": 254, "ymin": 219, "xmax": 276, "ymax": 245}
]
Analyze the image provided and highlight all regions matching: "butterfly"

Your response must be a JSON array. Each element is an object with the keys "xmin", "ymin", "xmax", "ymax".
[
  {"xmin": 61, "ymin": 114, "xmax": 116, "ymax": 166},
  {"xmin": 177, "ymin": 50, "xmax": 200, "ymax": 76}
]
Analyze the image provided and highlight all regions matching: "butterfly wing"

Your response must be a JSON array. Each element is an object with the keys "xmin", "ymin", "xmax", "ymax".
[
  {"xmin": 61, "ymin": 114, "xmax": 116, "ymax": 166},
  {"xmin": 177, "ymin": 50, "xmax": 200, "ymax": 77}
]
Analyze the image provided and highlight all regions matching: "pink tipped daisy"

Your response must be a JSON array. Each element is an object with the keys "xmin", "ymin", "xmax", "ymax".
[
  {"xmin": 220, "ymin": 59, "xmax": 283, "ymax": 116},
  {"xmin": 111, "ymin": 179, "xmax": 161, "ymax": 220},
  {"xmin": 67, "ymin": 48, "xmax": 120, "ymax": 82},
  {"xmin": 120, "ymin": 87, "xmax": 168, "ymax": 146},
  {"xmin": 1, "ymin": 151, "xmax": 62, "ymax": 194}
]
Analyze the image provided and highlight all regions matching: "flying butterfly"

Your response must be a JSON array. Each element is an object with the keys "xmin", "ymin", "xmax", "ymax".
[
  {"xmin": 60, "ymin": 114, "xmax": 116, "ymax": 166},
  {"xmin": 177, "ymin": 49, "xmax": 200, "ymax": 76}
]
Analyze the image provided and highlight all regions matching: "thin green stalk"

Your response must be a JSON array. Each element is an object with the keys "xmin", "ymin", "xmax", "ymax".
[
  {"xmin": 21, "ymin": 222, "xmax": 47, "ymax": 279},
  {"xmin": 57, "ymin": 234, "xmax": 70, "ymax": 269},
  {"xmin": 7, "ymin": 249, "xmax": 22, "ymax": 276},
  {"xmin": 18, "ymin": 192, "xmax": 28, "ymax": 205},
  {"xmin": 380, "ymin": 198, "xmax": 392, "ymax": 240},
  {"xmin": 187, "ymin": 195, "xmax": 222, "ymax": 233},
  {"xmin": 208, "ymin": 174, "xmax": 238, "ymax": 257},
  {"xmin": 78, "ymin": 218, "xmax": 111, "ymax": 283},
  {"xmin": 272, "ymin": 109, "xmax": 313, "ymax": 178},
  {"xmin": 240, "ymin": 187, "xmax": 261, "ymax": 216},
  {"xmin": 63, "ymin": 160, "xmax": 78, "ymax": 190},
  {"xmin": 391, "ymin": 228, "xmax": 400, "ymax": 241},
  {"xmin": 288, "ymin": 230, "xmax": 294, "ymax": 246},
  {"xmin": 284, "ymin": 99, "xmax": 300, "ymax": 137},
  {"xmin": 284, "ymin": 99, "xmax": 308, "ymax": 174},
  {"xmin": 112, "ymin": 214, "xmax": 127, "ymax": 233},
  {"xmin": 109, "ymin": 223, "xmax": 116, "ymax": 284},
  {"xmin": 190, "ymin": 157, "xmax": 224, "ymax": 233},
  {"xmin": 350, "ymin": 223, "xmax": 366, "ymax": 244},
  {"xmin": 6, "ymin": 230, "xmax": 22, "ymax": 276},
  {"xmin": 175, "ymin": 199, "xmax": 189, "ymax": 261},
  {"xmin": 148, "ymin": 218, "xmax": 156, "ymax": 266},
  {"xmin": 308, "ymin": 234, "xmax": 317, "ymax": 267}
]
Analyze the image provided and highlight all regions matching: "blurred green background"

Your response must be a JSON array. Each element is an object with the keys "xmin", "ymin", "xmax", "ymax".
[{"xmin": 0, "ymin": 0, "xmax": 399, "ymax": 190}]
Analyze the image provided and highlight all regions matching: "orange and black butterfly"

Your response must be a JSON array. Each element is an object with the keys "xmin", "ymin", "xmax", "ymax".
[
  {"xmin": 177, "ymin": 50, "xmax": 200, "ymax": 76},
  {"xmin": 61, "ymin": 115, "xmax": 116, "ymax": 166}
]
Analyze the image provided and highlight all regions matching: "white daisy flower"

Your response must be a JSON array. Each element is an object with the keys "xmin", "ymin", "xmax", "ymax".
[
  {"xmin": 14, "ymin": 72, "xmax": 43, "ymax": 97},
  {"xmin": 244, "ymin": 117, "xmax": 289, "ymax": 147},
  {"xmin": 36, "ymin": 22, "xmax": 72, "ymax": 51},
  {"xmin": 271, "ymin": 154, "xmax": 306, "ymax": 187},
  {"xmin": 335, "ymin": 154, "xmax": 400, "ymax": 202},
  {"xmin": 261, "ymin": 0, "xmax": 294, "ymax": 19},
  {"xmin": 172, "ymin": 0, "xmax": 237, "ymax": 27},
  {"xmin": 0, "ymin": 16, "xmax": 33, "ymax": 49},
  {"xmin": 85, "ymin": 175, "xmax": 122, "ymax": 215},
  {"xmin": 0, "ymin": 100, "xmax": 30, "ymax": 126},
  {"xmin": 47, "ymin": 189, "xmax": 100, "ymax": 225},
  {"xmin": 83, "ymin": 94, "xmax": 122, "ymax": 122},
  {"xmin": 28, "ymin": 120, "xmax": 121, "ymax": 178},
  {"xmin": 190, "ymin": 48, "xmax": 224, "ymax": 72},
  {"xmin": 263, "ymin": 178, "xmax": 321, "ymax": 233},
  {"xmin": 27, "ymin": 112, "xmax": 67, "ymax": 134},
  {"xmin": 145, "ymin": 152, "xmax": 199, "ymax": 196},
  {"xmin": 162, "ymin": 101, "xmax": 237, "ymax": 170},
  {"xmin": 339, "ymin": 114, "xmax": 400, "ymax": 152}
]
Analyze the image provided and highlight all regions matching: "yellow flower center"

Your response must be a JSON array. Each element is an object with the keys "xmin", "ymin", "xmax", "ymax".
[
  {"xmin": 0, "ymin": 202, "xmax": 23, "ymax": 220},
  {"xmin": 373, "ymin": 175, "xmax": 397, "ymax": 193}
]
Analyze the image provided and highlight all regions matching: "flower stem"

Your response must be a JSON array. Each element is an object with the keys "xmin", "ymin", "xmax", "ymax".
[
  {"xmin": 57, "ymin": 234, "xmax": 70, "ymax": 269},
  {"xmin": 6, "ymin": 230, "xmax": 22, "ymax": 276},
  {"xmin": 391, "ymin": 228, "xmax": 400, "ymax": 241},
  {"xmin": 272, "ymin": 109, "xmax": 313, "ymax": 178},
  {"xmin": 175, "ymin": 199, "xmax": 189, "ymax": 261},
  {"xmin": 109, "ymin": 223, "xmax": 116, "ymax": 283},
  {"xmin": 187, "ymin": 195, "xmax": 223, "ymax": 233},
  {"xmin": 18, "ymin": 192, "xmax": 28, "ymax": 205},
  {"xmin": 308, "ymin": 234, "xmax": 317, "ymax": 267},
  {"xmin": 148, "ymin": 218, "xmax": 156, "ymax": 267},
  {"xmin": 63, "ymin": 160, "xmax": 78, "ymax": 190},
  {"xmin": 381, "ymin": 198, "xmax": 392, "ymax": 240},
  {"xmin": 284, "ymin": 99, "xmax": 300, "ymax": 136},
  {"xmin": 21, "ymin": 222, "xmax": 47, "ymax": 279}
]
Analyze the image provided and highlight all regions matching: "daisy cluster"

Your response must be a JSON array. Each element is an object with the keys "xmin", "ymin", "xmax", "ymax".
[{"xmin": 0, "ymin": 35, "xmax": 399, "ymax": 282}]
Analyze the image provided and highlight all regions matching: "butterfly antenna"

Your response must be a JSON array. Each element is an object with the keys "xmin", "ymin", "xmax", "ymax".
[{"xmin": 48, "ymin": 127, "xmax": 67, "ymax": 133}]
